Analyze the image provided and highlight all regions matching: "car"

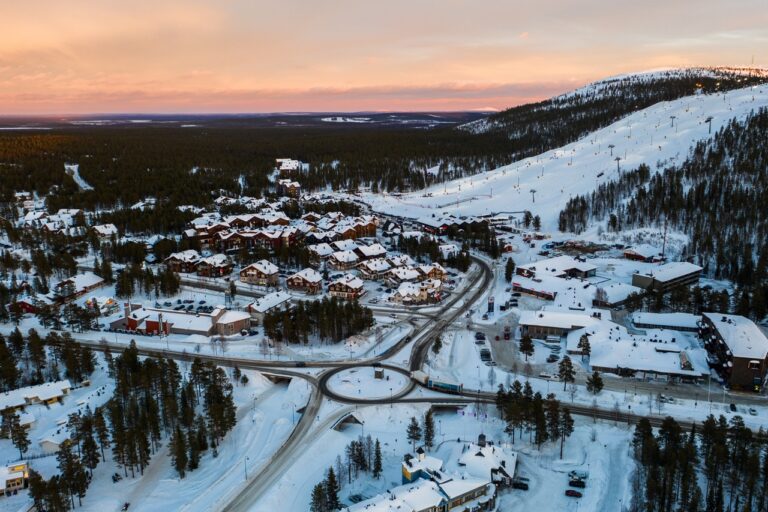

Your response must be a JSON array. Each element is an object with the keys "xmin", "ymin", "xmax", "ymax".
[
  {"xmin": 565, "ymin": 490, "xmax": 582, "ymax": 498},
  {"xmin": 377, "ymin": 287, "xmax": 383, "ymax": 292},
  {"xmin": 495, "ymin": 335, "xmax": 500, "ymax": 341},
  {"xmin": 538, "ymin": 372, "xmax": 555, "ymax": 380},
  {"xmin": 511, "ymin": 481, "xmax": 529, "ymax": 490},
  {"xmin": 482, "ymin": 314, "xmax": 489, "ymax": 320},
  {"xmin": 730, "ymin": 403, "xmax": 737, "ymax": 412},
  {"xmin": 199, "ymin": 300, "xmax": 206, "ymax": 304},
  {"xmin": 749, "ymin": 408, "xmax": 758, "ymax": 416},
  {"xmin": 475, "ymin": 340, "xmax": 485, "ymax": 345},
  {"xmin": 568, "ymin": 470, "xmax": 589, "ymax": 480},
  {"xmin": 485, "ymin": 361, "xmax": 497, "ymax": 366},
  {"xmin": 163, "ymin": 301, "xmax": 172, "ymax": 307},
  {"xmin": 122, "ymin": 504, "xmax": 130, "ymax": 511},
  {"xmin": 295, "ymin": 362, "xmax": 307, "ymax": 367},
  {"xmin": 546, "ymin": 355, "xmax": 559, "ymax": 363},
  {"xmin": 569, "ymin": 479, "xmax": 586, "ymax": 488},
  {"xmin": 474, "ymin": 332, "xmax": 486, "ymax": 340},
  {"xmin": 512, "ymin": 292, "xmax": 521, "ymax": 297}
]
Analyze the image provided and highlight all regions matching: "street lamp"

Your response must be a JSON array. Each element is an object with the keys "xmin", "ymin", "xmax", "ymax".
[
  {"xmin": 244, "ymin": 456, "xmax": 250, "ymax": 480},
  {"xmin": 390, "ymin": 387, "xmax": 393, "ymax": 408}
]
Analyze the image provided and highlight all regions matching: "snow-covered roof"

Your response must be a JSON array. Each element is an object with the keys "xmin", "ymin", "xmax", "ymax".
[
  {"xmin": 357, "ymin": 243, "xmax": 387, "ymax": 258},
  {"xmin": 331, "ymin": 274, "xmax": 364, "ymax": 290},
  {"xmin": 519, "ymin": 310, "xmax": 602, "ymax": 331},
  {"xmin": 167, "ymin": 249, "xmax": 201, "ymax": 263},
  {"xmin": 360, "ymin": 258, "xmax": 392, "ymax": 273},
  {"xmin": 331, "ymin": 250, "xmax": 359, "ymax": 263},
  {"xmin": 632, "ymin": 312, "xmax": 701, "ymax": 330},
  {"xmin": 389, "ymin": 267, "xmax": 421, "ymax": 282},
  {"xmin": 388, "ymin": 254, "xmax": 416, "ymax": 267},
  {"xmin": 308, "ymin": 243, "xmax": 334, "ymax": 257},
  {"xmin": 290, "ymin": 268, "xmax": 322, "ymax": 284},
  {"xmin": 91, "ymin": 223, "xmax": 118, "ymax": 237},
  {"xmin": 598, "ymin": 282, "xmax": 642, "ymax": 304},
  {"xmin": 57, "ymin": 272, "xmax": 104, "ymax": 294},
  {"xmin": 217, "ymin": 310, "xmax": 251, "ymax": 324},
  {"xmin": 703, "ymin": 313, "xmax": 768, "ymax": 360},
  {"xmin": 624, "ymin": 244, "xmax": 662, "ymax": 259},
  {"xmin": 244, "ymin": 259, "xmax": 278, "ymax": 275},
  {"xmin": 458, "ymin": 443, "xmax": 517, "ymax": 481},
  {"xmin": 332, "ymin": 239, "xmax": 359, "ymax": 252},
  {"xmin": 0, "ymin": 380, "xmax": 72, "ymax": 412},
  {"xmin": 249, "ymin": 291, "xmax": 292, "ymax": 313},
  {"xmin": 438, "ymin": 475, "xmax": 489, "ymax": 500},
  {"xmin": 643, "ymin": 262, "xmax": 702, "ymax": 283},
  {"xmin": 518, "ymin": 255, "xmax": 596, "ymax": 277},
  {"xmin": 566, "ymin": 320, "xmax": 705, "ymax": 376},
  {"xmin": 199, "ymin": 254, "xmax": 230, "ymax": 267}
]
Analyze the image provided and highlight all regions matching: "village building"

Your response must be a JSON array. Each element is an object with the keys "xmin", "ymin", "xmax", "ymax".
[
  {"xmin": 328, "ymin": 250, "xmax": 360, "ymax": 270},
  {"xmin": 247, "ymin": 291, "xmax": 293, "ymax": 322},
  {"xmin": 119, "ymin": 304, "xmax": 251, "ymax": 336},
  {"xmin": 277, "ymin": 178, "xmax": 301, "ymax": 197},
  {"xmin": 90, "ymin": 223, "xmax": 118, "ymax": 242},
  {"xmin": 631, "ymin": 262, "xmax": 702, "ymax": 292},
  {"xmin": 516, "ymin": 255, "xmax": 597, "ymax": 280},
  {"xmin": 358, "ymin": 258, "xmax": 392, "ymax": 280},
  {"xmin": 53, "ymin": 272, "xmax": 105, "ymax": 302},
  {"xmin": 387, "ymin": 267, "xmax": 422, "ymax": 286},
  {"xmin": 392, "ymin": 279, "xmax": 443, "ymax": 305},
  {"xmin": 519, "ymin": 310, "xmax": 603, "ymax": 339},
  {"xmin": 592, "ymin": 282, "xmax": 643, "ymax": 308},
  {"xmin": 354, "ymin": 243, "xmax": 387, "ymax": 260},
  {"xmin": 240, "ymin": 260, "xmax": 279, "ymax": 287},
  {"xmin": 419, "ymin": 263, "xmax": 447, "ymax": 281},
  {"xmin": 623, "ymin": 244, "xmax": 664, "ymax": 263},
  {"xmin": 308, "ymin": 243, "xmax": 335, "ymax": 265},
  {"xmin": 0, "ymin": 380, "xmax": 72, "ymax": 415},
  {"xmin": 196, "ymin": 254, "xmax": 233, "ymax": 277},
  {"xmin": 632, "ymin": 312, "xmax": 701, "ymax": 332},
  {"xmin": 700, "ymin": 313, "xmax": 768, "ymax": 391},
  {"xmin": 0, "ymin": 463, "xmax": 29, "ymax": 496},
  {"xmin": 164, "ymin": 250, "xmax": 202, "ymax": 273},
  {"xmin": 286, "ymin": 268, "xmax": 323, "ymax": 294},
  {"xmin": 328, "ymin": 274, "xmax": 365, "ymax": 300}
]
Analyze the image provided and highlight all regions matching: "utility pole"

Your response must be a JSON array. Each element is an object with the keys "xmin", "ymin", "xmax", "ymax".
[{"xmin": 705, "ymin": 116, "xmax": 713, "ymax": 134}]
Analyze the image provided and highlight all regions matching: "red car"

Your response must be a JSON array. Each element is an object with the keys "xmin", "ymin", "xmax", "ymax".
[{"xmin": 565, "ymin": 490, "xmax": 582, "ymax": 498}]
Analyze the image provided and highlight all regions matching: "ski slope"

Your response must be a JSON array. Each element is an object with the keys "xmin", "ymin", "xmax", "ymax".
[{"xmin": 359, "ymin": 83, "xmax": 768, "ymax": 231}]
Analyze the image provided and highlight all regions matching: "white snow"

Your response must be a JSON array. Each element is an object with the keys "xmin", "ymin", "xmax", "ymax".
[{"xmin": 64, "ymin": 163, "xmax": 94, "ymax": 191}]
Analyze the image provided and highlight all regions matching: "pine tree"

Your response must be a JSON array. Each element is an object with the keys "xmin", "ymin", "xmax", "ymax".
[
  {"xmin": 310, "ymin": 482, "xmax": 327, "ymax": 512},
  {"xmin": 406, "ymin": 416, "xmax": 422, "ymax": 452},
  {"xmin": 504, "ymin": 258, "xmax": 516, "ymax": 282},
  {"xmin": 81, "ymin": 431, "xmax": 101, "ymax": 477},
  {"xmin": 586, "ymin": 371, "xmax": 603, "ymax": 394},
  {"xmin": 372, "ymin": 439, "xmax": 383, "ymax": 479},
  {"xmin": 576, "ymin": 334, "xmax": 591, "ymax": 361},
  {"xmin": 325, "ymin": 466, "xmax": 341, "ymax": 511},
  {"xmin": 519, "ymin": 335, "xmax": 534, "ymax": 361},
  {"xmin": 423, "ymin": 411, "xmax": 435, "ymax": 451},
  {"xmin": 558, "ymin": 356, "xmax": 575, "ymax": 390},
  {"xmin": 9, "ymin": 413, "xmax": 29, "ymax": 459},
  {"xmin": 171, "ymin": 426, "xmax": 188, "ymax": 478}
]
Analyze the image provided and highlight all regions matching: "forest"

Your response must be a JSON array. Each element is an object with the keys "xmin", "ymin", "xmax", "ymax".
[
  {"xmin": 262, "ymin": 297, "xmax": 375, "ymax": 344},
  {"xmin": 1, "ymin": 70, "xmax": 763, "ymax": 217}
]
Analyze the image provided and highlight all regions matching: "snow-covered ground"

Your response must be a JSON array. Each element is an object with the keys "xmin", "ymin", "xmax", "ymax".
[
  {"xmin": 64, "ymin": 163, "xmax": 94, "ymax": 191},
  {"xmin": 326, "ymin": 367, "xmax": 410, "ymax": 400},
  {"xmin": 355, "ymin": 84, "xmax": 768, "ymax": 230}
]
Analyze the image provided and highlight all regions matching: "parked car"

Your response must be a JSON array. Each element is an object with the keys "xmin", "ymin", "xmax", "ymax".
[
  {"xmin": 511, "ymin": 481, "xmax": 529, "ymax": 490},
  {"xmin": 565, "ymin": 490, "xmax": 582, "ymax": 498},
  {"xmin": 730, "ymin": 403, "xmax": 737, "ymax": 412},
  {"xmin": 512, "ymin": 292, "xmax": 521, "ymax": 297},
  {"xmin": 749, "ymin": 408, "xmax": 758, "ymax": 416},
  {"xmin": 546, "ymin": 355, "xmax": 559, "ymax": 363},
  {"xmin": 569, "ymin": 479, "xmax": 586, "ymax": 488},
  {"xmin": 474, "ymin": 332, "xmax": 486, "ymax": 340}
]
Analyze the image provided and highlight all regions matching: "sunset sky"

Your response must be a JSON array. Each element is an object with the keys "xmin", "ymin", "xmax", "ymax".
[{"xmin": 1, "ymin": 0, "xmax": 766, "ymax": 114}]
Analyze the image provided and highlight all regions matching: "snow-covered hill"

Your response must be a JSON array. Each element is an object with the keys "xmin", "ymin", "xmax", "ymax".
[{"xmin": 357, "ymin": 83, "xmax": 768, "ymax": 230}]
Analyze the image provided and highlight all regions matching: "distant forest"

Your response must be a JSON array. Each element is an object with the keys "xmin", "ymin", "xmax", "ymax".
[{"xmin": 0, "ymin": 69, "xmax": 763, "ymax": 214}]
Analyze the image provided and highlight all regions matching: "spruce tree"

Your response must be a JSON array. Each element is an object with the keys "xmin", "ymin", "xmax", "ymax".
[
  {"xmin": 406, "ymin": 416, "xmax": 422, "ymax": 452},
  {"xmin": 372, "ymin": 439, "xmax": 383, "ymax": 479},
  {"xmin": 586, "ymin": 371, "xmax": 604, "ymax": 394},
  {"xmin": 325, "ymin": 466, "xmax": 341, "ymax": 511},
  {"xmin": 423, "ymin": 411, "xmax": 435, "ymax": 451},
  {"xmin": 519, "ymin": 335, "xmax": 534, "ymax": 361},
  {"xmin": 558, "ymin": 356, "xmax": 575, "ymax": 390},
  {"xmin": 310, "ymin": 482, "xmax": 327, "ymax": 512},
  {"xmin": 9, "ymin": 413, "xmax": 30, "ymax": 459},
  {"xmin": 171, "ymin": 425, "xmax": 188, "ymax": 478},
  {"xmin": 559, "ymin": 408, "xmax": 574, "ymax": 458}
]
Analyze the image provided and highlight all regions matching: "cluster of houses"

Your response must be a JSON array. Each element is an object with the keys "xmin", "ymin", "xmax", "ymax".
[
  {"xmin": 347, "ymin": 434, "xmax": 516, "ymax": 512},
  {"xmin": 14, "ymin": 271, "xmax": 106, "ymax": 314}
]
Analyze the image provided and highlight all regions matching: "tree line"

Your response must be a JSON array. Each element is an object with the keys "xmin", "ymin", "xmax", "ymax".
[{"xmin": 262, "ymin": 297, "xmax": 374, "ymax": 344}]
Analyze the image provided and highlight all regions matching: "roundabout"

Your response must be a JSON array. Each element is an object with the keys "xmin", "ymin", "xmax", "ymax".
[{"xmin": 320, "ymin": 365, "xmax": 414, "ymax": 403}]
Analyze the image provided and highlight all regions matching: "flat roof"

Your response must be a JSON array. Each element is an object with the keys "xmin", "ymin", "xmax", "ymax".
[{"xmin": 703, "ymin": 313, "xmax": 768, "ymax": 360}]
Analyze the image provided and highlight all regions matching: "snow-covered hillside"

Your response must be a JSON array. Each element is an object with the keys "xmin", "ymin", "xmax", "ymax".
[{"xmin": 358, "ymin": 83, "xmax": 768, "ymax": 230}]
